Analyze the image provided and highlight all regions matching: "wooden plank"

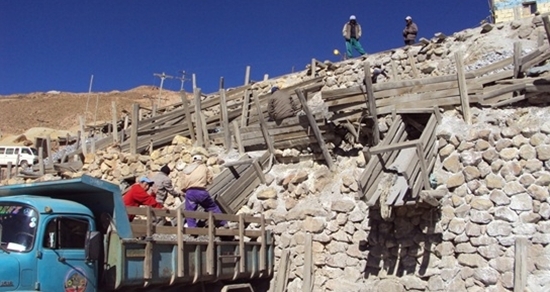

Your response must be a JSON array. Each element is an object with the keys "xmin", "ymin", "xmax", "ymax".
[
  {"xmin": 252, "ymin": 90, "xmax": 276, "ymax": 157},
  {"xmin": 473, "ymin": 70, "xmax": 513, "ymax": 86},
  {"xmin": 302, "ymin": 233, "xmax": 313, "ymax": 292},
  {"xmin": 543, "ymin": 16, "xmax": 550, "ymax": 48},
  {"xmin": 482, "ymin": 83, "xmax": 527, "ymax": 101},
  {"xmin": 241, "ymin": 89, "xmax": 251, "ymax": 127},
  {"xmin": 390, "ymin": 60, "xmax": 399, "ymax": 80},
  {"xmin": 470, "ymin": 55, "xmax": 513, "ymax": 78},
  {"xmin": 177, "ymin": 208, "xmax": 185, "ymax": 278},
  {"xmin": 513, "ymin": 42, "xmax": 522, "ymax": 78},
  {"xmin": 455, "ymin": 51, "xmax": 471, "ymax": 125},
  {"xmin": 238, "ymin": 214, "xmax": 246, "ymax": 274},
  {"xmin": 207, "ymin": 211, "xmax": 214, "ymax": 275},
  {"xmin": 111, "ymin": 101, "xmax": 118, "ymax": 143},
  {"xmin": 274, "ymin": 250, "xmax": 290, "ymax": 292},
  {"xmin": 514, "ymin": 238, "xmax": 527, "ymax": 292},
  {"xmin": 194, "ymin": 88, "xmax": 204, "ymax": 147},
  {"xmin": 200, "ymin": 110, "xmax": 210, "ymax": 148},
  {"xmin": 296, "ymin": 88, "xmax": 334, "ymax": 170},
  {"xmin": 144, "ymin": 206, "xmax": 153, "ymax": 283},
  {"xmin": 130, "ymin": 104, "xmax": 139, "ymax": 154},
  {"xmin": 491, "ymin": 94, "xmax": 527, "ymax": 108},
  {"xmin": 364, "ymin": 61, "xmax": 380, "ymax": 145},
  {"xmin": 252, "ymin": 160, "xmax": 266, "ymax": 184},
  {"xmin": 370, "ymin": 140, "xmax": 419, "ymax": 155},
  {"xmin": 219, "ymin": 88, "xmax": 231, "ymax": 151},
  {"xmin": 232, "ymin": 120, "xmax": 244, "ymax": 155},
  {"xmin": 181, "ymin": 90, "xmax": 195, "ymax": 141}
]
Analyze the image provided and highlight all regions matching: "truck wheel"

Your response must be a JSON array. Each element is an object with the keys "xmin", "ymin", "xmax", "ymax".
[{"xmin": 20, "ymin": 160, "xmax": 29, "ymax": 168}]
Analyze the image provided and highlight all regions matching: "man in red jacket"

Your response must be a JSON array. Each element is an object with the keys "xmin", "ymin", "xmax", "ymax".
[{"xmin": 123, "ymin": 176, "xmax": 163, "ymax": 221}]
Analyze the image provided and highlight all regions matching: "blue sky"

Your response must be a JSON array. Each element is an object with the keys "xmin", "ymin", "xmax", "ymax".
[{"xmin": 0, "ymin": 1, "xmax": 490, "ymax": 95}]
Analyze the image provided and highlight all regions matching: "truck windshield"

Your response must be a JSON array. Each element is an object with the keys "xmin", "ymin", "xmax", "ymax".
[{"xmin": 0, "ymin": 203, "xmax": 38, "ymax": 253}]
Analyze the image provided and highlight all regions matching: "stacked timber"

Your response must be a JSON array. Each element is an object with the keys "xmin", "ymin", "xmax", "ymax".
[{"xmin": 358, "ymin": 109, "xmax": 439, "ymax": 209}]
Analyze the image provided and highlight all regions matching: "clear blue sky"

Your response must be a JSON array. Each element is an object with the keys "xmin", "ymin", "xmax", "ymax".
[{"xmin": 0, "ymin": 0, "xmax": 491, "ymax": 95}]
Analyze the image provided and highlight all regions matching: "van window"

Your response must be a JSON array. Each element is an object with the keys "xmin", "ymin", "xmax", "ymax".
[
  {"xmin": 6, "ymin": 149, "xmax": 14, "ymax": 155},
  {"xmin": 22, "ymin": 148, "xmax": 31, "ymax": 155},
  {"xmin": 0, "ymin": 148, "xmax": 4, "ymax": 154},
  {"xmin": 30, "ymin": 148, "xmax": 38, "ymax": 155},
  {"xmin": 14, "ymin": 148, "xmax": 19, "ymax": 155}
]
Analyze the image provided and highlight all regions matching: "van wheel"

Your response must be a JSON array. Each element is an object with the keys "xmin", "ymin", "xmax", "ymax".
[{"xmin": 20, "ymin": 160, "xmax": 29, "ymax": 168}]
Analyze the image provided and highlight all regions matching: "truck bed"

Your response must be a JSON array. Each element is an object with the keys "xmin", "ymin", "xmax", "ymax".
[{"xmin": 103, "ymin": 207, "xmax": 274, "ymax": 290}]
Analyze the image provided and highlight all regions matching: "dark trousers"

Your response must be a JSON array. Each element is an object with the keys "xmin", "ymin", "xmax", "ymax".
[
  {"xmin": 404, "ymin": 39, "xmax": 415, "ymax": 45},
  {"xmin": 184, "ymin": 188, "xmax": 226, "ymax": 227}
]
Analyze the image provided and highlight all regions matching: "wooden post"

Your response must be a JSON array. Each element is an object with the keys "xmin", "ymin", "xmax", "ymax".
[
  {"xmin": 46, "ymin": 136, "xmax": 53, "ymax": 168},
  {"xmin": 252, "ymin": 160, "xmax": 266, "ymax": 184},
  {"xmin": 232, "ymin": 120, "xmax": 244, "ymax": 156},
  {"xmin": 240, "ymin": 89, "xmax": 251, "ymax": 127},
  {"xmin": 192, "ymin": 73, "xmax": 197, "ymax": 91},
  {"xmin": 111, "ymin": 101, "xmax": 118, "ymax": 143},
  {"xmin": 244, "ymin": 65, "xmax": 251, "ymax": 85},
  {"xmin": 390, "ymin": 60, "xmax": 399, "ymax": 80},
  {"xmin": 79, "ymin": 115, "xmax": 88, "ymax": 155},
  {"xmin": 455, "ymin": 51, "xmax": 471, "ymax": 125},
  {"xmin": 180, "ymin": 90, "xmax": 196, "ymax": 141},
  {"xmin": 274, "ymin": 250, "xmax": 290, "ymax": 292},
  {"xmin": 123, "ymin": 115, "xmax": 129, "ymax": 130},
  {"xmin": 6, "ymin": 162, "xmax": 12, "ymax": 180},
  {"xmin": 311, "ymin": 58, "xmax": 316, "ymax": 77},
  {"xmin": 302, "ymin": 233, "xmax": 314, "ymax": 292},
  {"xmin": 38, "ymin": 146, "xmax": 45, "ymax": 176},
  {"xmin": 295, "ymin": 89, "xmax": 334, "ymax": 170},
  {"xmin": 513, "ymin": 42, "xmax": 522, "ymax": 79},
  {"xmin": 364, "ymin": 61, "xmax": 380, "ymax": 145},
  {"xmin": 130, "ymin": 103, "xmax": 139, "ymax": 155},
  {"xmin": 194, "ymin": 88, "xmax": 204, "ymax": 147},
  {"xmin": 514, "ymin": 237, "xmax": 527, "ymax": 292},
  {"xmin": 252, "ymin": 91, "xmax": 276, "ymax": 157},
  {"xmin": 408, "ymin": 51, "xmax": 419, "ymax": 78},
  {"xmin": 263, "ymin": 74, "xmax": 269, "ymax": 81},
  {"xmin": 200, "ymin": 110, "xmax": 210, "ymax": 148},
  {"xmin": 219, "ymin": 85, "xmax": 231, "ymax": 152},
  {"xmin": 151, "ymin": 104, "xmax": 157, "ymax": 117},
  {"xmin": 543, "ymin": 16, "xmax": 550, "ymax": 48}
]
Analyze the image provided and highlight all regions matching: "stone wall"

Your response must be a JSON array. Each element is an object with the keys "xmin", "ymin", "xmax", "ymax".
[{"xmin": 253, "ymin": 106, "xmax": 550, "ymax": 292}]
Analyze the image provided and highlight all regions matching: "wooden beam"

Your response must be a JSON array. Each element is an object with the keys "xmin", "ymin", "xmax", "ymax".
[
  {"xmin": 180, "ymin": 90, "xmax": 195, "ymax": 141},
  {"xmin": 364, "ymin": 61, "xmax": 380, "ymax": 145},
  {"xmin": 513, "ymin": 42, "xmax": 522, "ymax": 79},
  {"xmin": 241, "ymin": 89, "xmax": 251, "ymax": 127},
  {"xmin": 252, "ymin": 90, "xmax": 276, "ymax": 158},
  {"xmin": 111, "ymin": 101, "xmax": 118, "ymax": 143},
  {"xmin": 130, "ymin": 103, "xmax": 139, "ymax": 155},
  {"xmin": 302, "ymin": 233, "xmax": 313, "ymax": 292},
  {"xmin": 295, "ymin": 89, "xmax": 334, "ymax": 171},
  {"xmin": 543, "ymin": 16, "xmax": 550, "ymax": 48},
  {"xmin": 244, "ymin": 65, "xmax": 251, "ymax": 85},
  {"xmin": 194, "ymin": 88, "xmax": 204, "ymax": 147},
  {"xmin": 514, "ymin": 238, "xmax": 527, "ymax": 292},
  {"xmin": 232, "ymin": 120, "xmax": 244, "ymax": 156},
  {"xmin": 220, "ymin": 87, "xmax": 231, "ymax": 152},
  {"xmin": 369, "ymin": 140, "xmax": 419, "ymax": 155},
  {"xmin": 274, "ymin": 250, "xmax": 290, "ymax": 292},
  {"xmin": 252, "ymin": 159, "xmax": 266, "ymax": 185},
  {"xmin": 455, "ymin": 51, "xmax": 471, "ymax": 125}
]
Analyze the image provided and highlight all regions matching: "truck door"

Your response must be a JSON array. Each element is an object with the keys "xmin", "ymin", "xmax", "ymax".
[{"xmin": 37, "ymin": 216, "xmax": 97, "ymax": 292}]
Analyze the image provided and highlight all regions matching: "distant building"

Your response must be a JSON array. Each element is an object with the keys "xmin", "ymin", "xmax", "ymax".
[{"xmin": 490, "ymin": 0, "xmax": 550, "ymax": 23}]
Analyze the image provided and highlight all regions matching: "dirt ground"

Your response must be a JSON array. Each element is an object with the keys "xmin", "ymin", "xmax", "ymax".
[{"xmin": 0, "ymin": 86, "xmax": 184, "ymax": 145}]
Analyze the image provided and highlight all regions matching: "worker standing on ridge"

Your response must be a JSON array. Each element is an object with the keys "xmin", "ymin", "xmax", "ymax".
[
  {"xmin": 342, "ymin": 15, "xmax": 366, "ymax": 58},
  {"xmin": 268, "ymin": 86, "xmax": 301, "ymax": 125},
  {"xmin": 123, "ymin": 176, "xmax": 164, "ymax": 221},
  {"xmin": 180, "ymin": 155, "xmax": 227, "ymax": 228},
  {"xmin": 152, "ymin": 165, "xmax": 183, "ymax": 204},
  {"xmin": 403, "ymin": 16, "xmax": 418, "ymax": 45}
]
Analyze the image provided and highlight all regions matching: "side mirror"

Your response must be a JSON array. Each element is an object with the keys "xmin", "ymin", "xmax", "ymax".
[{"xmin": 85, "ymin": 231, "xmax": 102, "ymax": 262}]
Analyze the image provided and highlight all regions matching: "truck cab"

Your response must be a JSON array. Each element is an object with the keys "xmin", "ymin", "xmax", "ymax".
[
  {"xmin": 0, "ymin": 197, "xmax": 97, "ymax": 291},
  {"xmin": 0, "ymin": 175, "xmax": 274, "ymax": 292}
]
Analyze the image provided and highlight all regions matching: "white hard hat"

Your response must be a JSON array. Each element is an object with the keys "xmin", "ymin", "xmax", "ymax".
[
  {"xmin": 350, "ymin": 15, "xmax": 356, "ymax": 20},
  {"xmin": 405, "ymin": 16, "xmax": 412, "ymax": 21}
]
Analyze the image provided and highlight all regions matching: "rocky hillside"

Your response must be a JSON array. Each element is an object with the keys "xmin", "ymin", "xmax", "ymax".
[{"xmin": 1, "ymin": 14, "xmax": 550, "ymax": 292}]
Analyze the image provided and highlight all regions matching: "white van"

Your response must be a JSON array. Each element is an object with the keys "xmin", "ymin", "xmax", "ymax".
[{"xmin": 0, "ymin": 146, "xmax": 39, "ymax": 168}]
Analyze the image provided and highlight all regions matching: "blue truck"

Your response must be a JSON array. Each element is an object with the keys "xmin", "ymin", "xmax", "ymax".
[{"xmin": 0, "ymin": 175, "xmax": 274, "ymax": 292}]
